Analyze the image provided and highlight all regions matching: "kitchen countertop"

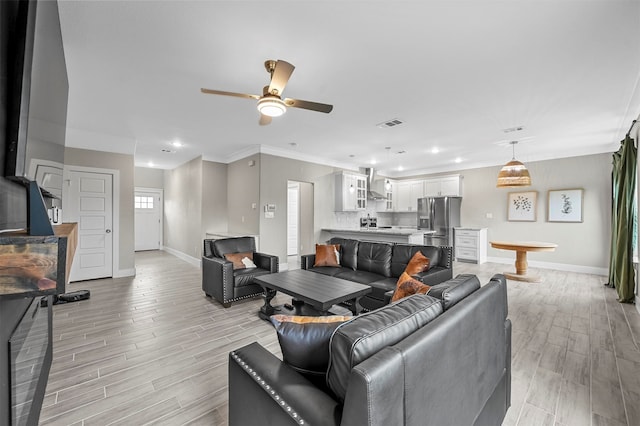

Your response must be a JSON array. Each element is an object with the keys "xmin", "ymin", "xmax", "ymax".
[{"xmin": 322, "ymin": 228, "xmax": 435, "ymax": 236}]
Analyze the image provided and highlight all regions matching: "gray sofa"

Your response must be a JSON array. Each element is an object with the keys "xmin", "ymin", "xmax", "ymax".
[
  {"xmin": 301, "ymin": 237, "xmax": 453, "ymax": 310},
  {"xmin": 228, "ymin": 274, "xmax": 511, "ymax": 426}
]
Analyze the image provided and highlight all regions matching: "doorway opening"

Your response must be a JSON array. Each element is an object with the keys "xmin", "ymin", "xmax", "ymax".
[{"xmin": 287, "ymin": 180, "xmax": 314, "ymax": 270}]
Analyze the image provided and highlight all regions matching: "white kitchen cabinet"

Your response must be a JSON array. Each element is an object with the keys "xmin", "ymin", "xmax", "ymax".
[
  {"xmin": 454, "ymin": 228, "xmax": 487, "ymax": 264},
  {"xmin": 376, "ymin": 179, "xmax": 394, "ymax": 212},
  {"xmin": 335, "ymin": 171, "xmax": 367, "ymax": 211},
  {"xmin": 394, "ymin": 180, "xmax": 424, "ymax": 212},
  {"xmin": 424, "ymin": 175, "xmax": 461, "ymax": 196}
]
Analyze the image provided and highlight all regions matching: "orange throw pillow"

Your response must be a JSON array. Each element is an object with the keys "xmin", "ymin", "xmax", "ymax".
[
  {"xmin": 224, "ymin": 251, "xmax": 254, "ymax": 269},
  {"xmin": 391, "ymin": 272, "xmax": 431, "ymax": 302},
  {"xmin": 314, "ymin": 244, "xmax": 340, "ymax": 267},
  {"xmin": 404, "ymin": 251, "xmax": 430, "ymax": 276}
]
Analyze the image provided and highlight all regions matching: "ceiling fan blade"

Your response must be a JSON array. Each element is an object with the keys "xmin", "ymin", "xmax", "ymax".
[
  {"xmin": 200, "ymin": 88, "xmax": 260, "ymax": 100},
  {"xmin": 283, "ymin": 98, "xmax": 333, "ymax": 113},
  {"xmin": 259, "ymin": 114, "xmax": 272, "ymax": 126},
  {"xmin": 267, "ymin": 60, "xmax": 295, "ymax": 96}
]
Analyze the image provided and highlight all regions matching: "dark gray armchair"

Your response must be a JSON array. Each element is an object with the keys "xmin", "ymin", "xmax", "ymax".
[{"xmin": 202, "ymin": 237, "xmax": 279, "ymax": 308}]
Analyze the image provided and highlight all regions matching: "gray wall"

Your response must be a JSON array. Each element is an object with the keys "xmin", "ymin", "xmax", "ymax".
[
  {"xmin": 163, "ymin": 157, "xmax": 203, "ymax": 258},
  {"xmin": 419, "ymin": 153, "xmax": 611, "ymax": 269},
  {"xmin": 258, "ymin": 154, "xmax": 335, "ymax": 262},
  {"xmin": 134, "ymin": 166, "xmax": 164, "ymax": 189},
  {"xmin": 202, "ymin": 160, "xmax": 228, "ymax": 236},
  {"xmin": 64, "ymin": 147, "xmax": 135, "ymax": 272},
  {"xmin": 227, "ymin": 153, "xmax": 260, "ymax": 234}
]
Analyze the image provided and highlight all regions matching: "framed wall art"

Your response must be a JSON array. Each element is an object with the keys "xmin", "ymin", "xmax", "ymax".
[
  {"xmin": 548, "ymin": 189, "xmax": 583, "ymax": 222},
  {"xmin": 507, "ymin": 191, "xmax": 537, "ymax": 222}
]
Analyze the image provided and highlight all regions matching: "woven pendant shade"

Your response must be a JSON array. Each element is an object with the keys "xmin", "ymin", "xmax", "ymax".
[
  {"xmin": 496, "ymin": 160, "xmax": 531, "ymax": 187},
  {"xmin": 496, "ymin": 141, "xmax": 531, "ymax": 187}
]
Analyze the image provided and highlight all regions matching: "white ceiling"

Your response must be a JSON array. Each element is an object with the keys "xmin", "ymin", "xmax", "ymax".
[{"xmin": 58, "ymin": 0, "xmax": 640, "ymax": 177}]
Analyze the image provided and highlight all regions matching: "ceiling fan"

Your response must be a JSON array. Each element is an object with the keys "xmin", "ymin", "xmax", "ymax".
[{"xmin": 201, "ymin": 59, "xmax": 333, "ymax": 125}]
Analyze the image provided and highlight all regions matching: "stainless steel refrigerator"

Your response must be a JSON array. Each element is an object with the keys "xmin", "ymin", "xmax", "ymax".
[{"xmin": 417, "ymin": 196, "xmax": 462, "ymax": 247}]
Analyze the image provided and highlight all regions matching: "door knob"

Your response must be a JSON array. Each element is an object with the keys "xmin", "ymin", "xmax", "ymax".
[{"xmin": 106, "ymin": 229, "xmax": 112, "ymax": 233}]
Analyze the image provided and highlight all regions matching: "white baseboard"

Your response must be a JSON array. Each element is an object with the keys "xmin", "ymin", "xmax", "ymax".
[
  {"xmin": 486, "ymin": 257, "xmax": 607, "ymax": 276},
  {"xmin": 114, "ymin": 268, "xmax": 136, "ymax": 278},
  {"xmin": 162, "ymin": 246, "xmax": 201, "ymax": 267}
]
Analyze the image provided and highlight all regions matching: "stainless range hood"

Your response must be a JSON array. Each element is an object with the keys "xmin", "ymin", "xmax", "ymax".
[{"xmin": 364, "ymin": 168, "xmax": 387, "ymax": 200}]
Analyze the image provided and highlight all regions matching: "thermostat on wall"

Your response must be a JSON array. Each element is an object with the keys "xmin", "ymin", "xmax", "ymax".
[{"xmin": 264, "ymin": 204, "xmax": 276, "ymax": 212}]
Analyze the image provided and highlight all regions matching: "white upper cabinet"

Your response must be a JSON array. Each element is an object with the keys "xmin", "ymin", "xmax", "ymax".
[
  {"xmin": 424, "ymin": 175, "xmax": 461, "ymax": 196},
  {"xmin": 394, "ymin": 180, "xmax": 424, "ymax": 212},
  {"xmin": 335, "ymin": 171, "xmax": 367, "ymax": 211}
]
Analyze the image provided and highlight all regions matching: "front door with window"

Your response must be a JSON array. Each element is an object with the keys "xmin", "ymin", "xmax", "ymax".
[{"xmin": 134, "ymin": 190, "xmax": 161, "ymax": 251}]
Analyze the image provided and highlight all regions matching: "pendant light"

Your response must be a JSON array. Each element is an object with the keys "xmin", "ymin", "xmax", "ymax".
[{"xmin": 496, "ymin": 141, "xmax": 531, "ymax": 187}]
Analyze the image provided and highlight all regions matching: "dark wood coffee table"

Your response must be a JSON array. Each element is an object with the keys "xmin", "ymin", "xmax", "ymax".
[{"xmin": 254, "ymin": 269, "xmax": 372, "ymax": 320}]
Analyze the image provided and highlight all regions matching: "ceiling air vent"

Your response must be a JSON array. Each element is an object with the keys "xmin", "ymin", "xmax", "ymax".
[
  {"xmin": 377, "ymin": 118, "xmax": 404, "ymax": 129},
  {"xmin": 502, "ymin": 126, "xmax": 524, "ymax": 133}
]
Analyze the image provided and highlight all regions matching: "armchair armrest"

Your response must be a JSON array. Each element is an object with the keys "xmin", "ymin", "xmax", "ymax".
[
  {"xmin": 254, "ymin": 252, "xmax": 279, "ymax": 273},
  {"xmin": 229, "ymin": 342, "xmax": 340, "ymax": 426},
  {"xmin": 202, "ymin": 256, "xmax": 234, "ymax": 302},
  {"xmin": 300, "ymin": 254, "xmax": 316, "ymax": 270}
]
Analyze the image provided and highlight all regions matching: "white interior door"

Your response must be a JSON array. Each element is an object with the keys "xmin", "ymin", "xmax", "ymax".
[
  {"xmin": 135, "ymin": 189, "xmax": 162, "ymax": 251},
  {"xmin": 287, "ymin": 182, "xmax": 299, "ymax": 256},
  {"xmin": 67, "ymin": 171, "xmax": 113, "ymax": 281}
]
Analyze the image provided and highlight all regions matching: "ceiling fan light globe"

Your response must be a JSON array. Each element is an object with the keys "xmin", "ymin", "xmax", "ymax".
[{"xmin": 257, "ymin": 98, "xmax": 286, "ymax": 117}]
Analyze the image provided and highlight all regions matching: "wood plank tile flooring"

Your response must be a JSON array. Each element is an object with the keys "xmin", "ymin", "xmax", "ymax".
[{"xmin": 39, "ymin": 251, "xmax": 640, "ymax": 425}]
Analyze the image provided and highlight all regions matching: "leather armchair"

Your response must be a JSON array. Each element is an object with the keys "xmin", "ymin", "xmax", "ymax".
[{"xmin": 202, "ymin": 237, "xmax": 278, "ymax": 308}]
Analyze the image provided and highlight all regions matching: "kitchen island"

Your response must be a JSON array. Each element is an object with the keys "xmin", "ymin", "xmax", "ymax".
[{"xmin": 321, "ymin": 228, "xmax": 434, "ymax": 244}]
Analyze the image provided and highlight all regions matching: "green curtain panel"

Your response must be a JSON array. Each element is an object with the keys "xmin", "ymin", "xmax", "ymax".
[{"xmin": 608, "ymin": 135, "xmax": 637, "ymax": 303}]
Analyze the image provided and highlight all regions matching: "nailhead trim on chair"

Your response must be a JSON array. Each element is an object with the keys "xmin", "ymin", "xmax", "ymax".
[{"xmin": 230, "ymin": 351, "xmax": 306, "ymax": 425}]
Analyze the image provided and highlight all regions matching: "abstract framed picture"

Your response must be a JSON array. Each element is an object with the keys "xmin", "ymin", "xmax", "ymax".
[
  {"xmin": 507, "ymin": 191, "xmax": 537, "ymax": 222},
  {"xmin": 548, "ymin": 189, "xmax": 583, "ymax": 222}
]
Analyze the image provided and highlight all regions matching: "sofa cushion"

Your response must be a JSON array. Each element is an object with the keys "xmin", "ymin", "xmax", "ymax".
[
  {"xmin": 428, "ymin": 274, "xmax": 481, "ymax": 310},
  {"xmin": 270, "ymin": 314, "xmax": 351, "ymax": 378},
  {"xmin": 224, "ymin": 251, "xmax": 254, "ymax": 269},
  {"xmin": 356, "ymin": 241, "xmax": 393, "ymax": 278},
  {"xmin": 404, "ymin": 251, "xmax": 430, "ymax": 276},
  {"xmin": 391, "ymin": 272, "xmax": 432, "ymax": 302},
  {"xmin": 390, "ymin": 244, "xmax": 440, "ymax": 277},
  {"xmin": 329, "ymin": 238, "xmax": 359, "ymax": 271},
  {"xmin": 313, "ymin": 244, "xmax": 340, "ymax": 267},
  {"xmin": 334, "ymin": 269, "xmax": 385, "ymax": 285},
  {"xmin": 306, "ymin": 265, "xmax": 349, "ymax": 277},
  {"xmin": 326, "ymin": 293, "xmax": 443, "ymax": 402},
  {"xmin": 233, "ymin": 267, "xmax": 272, "ymax": 287},
  {"xmin": 366, "ymin": 277, "xmax": 397, "ymax": 301}
]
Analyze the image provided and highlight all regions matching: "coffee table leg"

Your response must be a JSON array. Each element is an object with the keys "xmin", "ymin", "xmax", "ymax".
[
  {"xmin": 349, "ymin": 296, "xmax": 365, "ymax": 316},
  {"xmin": 259, "ymin": 288, "xmax": 277, "ymax": 321}
]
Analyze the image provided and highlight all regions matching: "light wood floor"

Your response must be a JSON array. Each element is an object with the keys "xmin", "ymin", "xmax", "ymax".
[{"xmin": 38, "ymin": 251, "xmax": 640, "ymax": 425}]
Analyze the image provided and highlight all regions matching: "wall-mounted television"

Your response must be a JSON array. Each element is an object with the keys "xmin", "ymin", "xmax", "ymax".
[{"xmin": 3, "ymin": 0, "xmax": 68, "ymax": 185}]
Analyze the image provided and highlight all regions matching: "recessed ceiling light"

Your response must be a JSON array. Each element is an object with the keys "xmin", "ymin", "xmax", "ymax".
[
  {"xmin": 172, "ymin": 140, "xmax": 182, "ymax": 147},
  {"xmin": 349, "ymin": 154, "xmax": 355, "ymax": 158},
  {"xmin": 431, "ymin": 147, "xmax": 439, "ymax": 154},
  {"xmin": 161, "ymin": 149, "xmax": 175, "ymax": 153},
  {"xmin": 454, "ymin": 157, "xmax": 462, "ymax": 163},
  {"xmin": 398, "ymin": 165, "xmax": 404, "ymax": 171},
  {"xmin": 396, "ymin": 150, "xmax": 406, "ymax": 154},
  {"xmin": 148, "ymin": 161, "xmax": 154, "ymax": 167},
  {"xmin": 289, "ymin": 142, "xmax": 297, "ymax": 147}
]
